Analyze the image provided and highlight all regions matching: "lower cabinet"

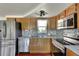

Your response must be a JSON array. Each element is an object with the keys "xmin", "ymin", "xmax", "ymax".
[{"xmin": 66, "ymin": 48, "xmax": 77, "ymax": 56}]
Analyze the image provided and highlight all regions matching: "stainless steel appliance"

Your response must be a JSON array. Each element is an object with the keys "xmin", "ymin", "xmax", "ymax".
[
  {"xmin": 57, "ymin": 13, "xmax": 77, "ymax": 29},
  {"xmin": 63, "ymin": 13, "xmax": 77, "ymax": 29},
  {"xmin": 64, "ymin": 36, "xmax": 79, "ymax": 45},
  {"xmin": 63, "ymin": 29, "xmax": 79, "ymax": 45},
  {"xmin": 18, "ymin": 37, "xmax": 30, "ymax": 53},
  {"xmin": 0, "ymin": 19, "xmax": 16, "ymax": 56},
  {"xmin": 66, "ymin": 13, "xmax": 77, "ymax": 29}
]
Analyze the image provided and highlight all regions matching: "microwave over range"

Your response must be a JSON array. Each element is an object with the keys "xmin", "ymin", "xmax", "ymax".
[{"xmin": 57, "ymin": 13, "xmax": 77, "ymax": 29}]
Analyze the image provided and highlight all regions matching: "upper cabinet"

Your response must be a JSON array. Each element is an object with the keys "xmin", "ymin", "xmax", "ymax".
[
  {"xmin": 55, "ymin": 15, "xmax": 60, "ymax": 29},
  {"xmin": 16, "ymin": 18, "xmax": 37, "ymax": 30},
  {"xmin": 16, "ymin": 18, "xmax": 30, "ymax": 30},
  {"xmin": 56, "ymin": 14, "xmax": 60, "ymax": 20},
  {"xmin": 30, "ymin": 18, "xmax": 37, "ymax": 30},
  {"xmin": 76, "ymin": 3, "xmax": 79, "ymax": 29},
  {"xmin": 66, "ymin": 4, "xmax": 77, "ymax": 17},
  {"xmin": 59, "ymin": 10, "xmax": 66, "ymax": 19},
  {"xmin": 48, "ymin": 18, "xmax": 51, "ymax": 30},
  {"xmin": 49, "ymin": 16, "xmax": 57, "ymax": 30}
]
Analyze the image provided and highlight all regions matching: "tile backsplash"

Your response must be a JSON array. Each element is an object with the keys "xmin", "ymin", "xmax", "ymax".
[
  {"xmin": 22, "ymin": 29, "xmax": 79, "ymax": 39},
  {"xmin": 63, "ymin": 29, "xmax": 79, "ymax": 38},
  {"xmin": 22, "ymin": 29, "xmax": 64, "ymax": 39}
]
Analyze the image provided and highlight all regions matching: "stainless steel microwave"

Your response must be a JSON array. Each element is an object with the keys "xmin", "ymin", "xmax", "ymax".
[
  {"xmin": 66, "ymin": 13, "xmax": 77, "ymax": 29},
  {"xmin": 57, "ymin": 13, "xmax": 77, "ymax": 29}
]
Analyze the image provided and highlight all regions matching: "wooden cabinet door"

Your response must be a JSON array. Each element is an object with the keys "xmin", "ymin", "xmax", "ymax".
[
  {"xmin": 30, "ymin": 18, "xmax": 37, "ymax": 30},
  {"xmin": 76, "ymin": 3, "xmax": 79, "ymax": 30},
  {"xmin": 9, "ymin": 17, "xmax": 37, "ymax": 30},
  {"xmin": 76, "ymin": 3, "xmax": 79, "ymax": 12},
  {"xmin": 56, "ymin": 14, "xmax": 60, "ymax": 20},
  {"xmin": 60, "ymin": 10, "xmax": 66, "ymax": 19},
  {"xmin": 16, "ymin": 18, "xmax": 31, "ymax": 30},
  {"xmin": 66, "ymin": 48, "xmax": 77, "ymax": 56},
  {"xmin": 50, "ymin": 16, "xmax": 56, "ymax": 30},
  {"xmin": 66, "ymin": 4, "xmax": 76, "ymax": 16},
  {"xmin": 77, "ymin": 13, "xmax": 79, "ymax": 30},
  {"xmin": 55, "ymin": 15, "xmax": 60, "ymax": 29},
  {"xmin": 22, "ymin": 18, "xmax": 31, "ymax": 30},
  {"xmin": 47, "ymin": 19, "xmax": 51, "ymax": 30}
]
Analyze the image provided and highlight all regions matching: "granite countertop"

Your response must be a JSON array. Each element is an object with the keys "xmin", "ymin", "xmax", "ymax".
[
  {"xmin": 53, "ymin": 39, "xmax": 79, "ymax": 55},
  {"xmin": 64, "ymin": 45, "xmax": 79, "ymax": 55}
]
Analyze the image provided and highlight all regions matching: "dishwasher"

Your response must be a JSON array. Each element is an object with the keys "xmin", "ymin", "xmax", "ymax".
[{"xmin": 18, "ymin": 37, "xmax": 30, "ymax": 53}]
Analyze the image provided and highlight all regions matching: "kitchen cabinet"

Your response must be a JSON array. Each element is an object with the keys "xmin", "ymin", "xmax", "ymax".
[
  {"xmin": 30, "ymin": 18, "xmax": 37, "ymax": 30},
  {"xmin": 49, "ymin": 16, "xmax": 57, "ymax": 29},
  {"xmin": 66, "ymin": 4, "xmax": 77, "ymax": 17},
  {"xmin": 16, "ymin": 18, "xmax": 31, "ymax": 30},
  {"xmin": 55, "ymin": 15, "xmax": 60, "ymax": 29},
  {"xmin": 47, "ymin": 19, "xmax": 51, "ymax": 30},
  {"xmin": 77, "ymin": 12, "xmax": 79, "ymax": 29},
  {"xmin": 66, "ymin": 48, "xmax": 77, "ymax": 56},
  {"xmin": 29, "ymin": 38, "xmax": 52, "ymax": 53},
  {"xmin": 59, "ymin": 10, "xmax": 66, "ymax": 19},
  {"xmin": 16, "ymin": 18, "xmax": 37, "ymax": 30},
  {"xmin": 21, "ymin": 18, "xmax": 30, "ymax": 30},
  {"xmin": 76, "ymin": 3, "xmax": 79, "ymax": 29},
  {"xmin": 77, "ymin": 3, "xmax": 79, "ymax": 12},
  {"xmin": 56, "ymin": 14, "xmax": 60, "ymax": 20}
]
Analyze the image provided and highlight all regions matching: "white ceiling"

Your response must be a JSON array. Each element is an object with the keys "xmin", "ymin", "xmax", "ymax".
[
  {"xmin": 0, "ymin": 3, "xmax": 40, "ymax": 17},
  {"xmin": 0, "ymin": 3, "xmax": 72, "ymax": 19},
  {"xmin": 30, "ymin": 3, "xmax": 72, "ymax": 17}
]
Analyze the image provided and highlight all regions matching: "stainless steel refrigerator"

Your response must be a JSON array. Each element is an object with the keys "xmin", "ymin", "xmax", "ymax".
[{"xmin": 0, "ymin": 19, "xmax": 16, "ymax": 56}]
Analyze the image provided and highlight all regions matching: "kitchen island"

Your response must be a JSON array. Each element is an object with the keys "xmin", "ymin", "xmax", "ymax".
[{"xmin": 29, "ymin": 37, "xmax": 52, "ymax": 54}]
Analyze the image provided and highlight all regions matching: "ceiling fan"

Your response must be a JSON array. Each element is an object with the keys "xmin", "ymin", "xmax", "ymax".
[{"xmin": 35, "ymin": 10, "xmax": 48, "ymax": 16}]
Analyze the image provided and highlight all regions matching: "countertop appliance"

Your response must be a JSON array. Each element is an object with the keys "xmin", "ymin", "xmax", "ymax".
[{"xmin": 0, "ymin": 19, "xmax": 16, "ymax": 56}]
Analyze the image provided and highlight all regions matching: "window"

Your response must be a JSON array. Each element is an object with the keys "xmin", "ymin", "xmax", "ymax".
[{"xmin": 37, "ymin": 20, "xmax": 47, "ymax": 33}]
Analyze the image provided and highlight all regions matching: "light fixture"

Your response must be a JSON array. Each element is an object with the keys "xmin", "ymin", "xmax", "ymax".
[{"xmin": 35, "ymin": 10, "xmax": 48, "ymax": 16}]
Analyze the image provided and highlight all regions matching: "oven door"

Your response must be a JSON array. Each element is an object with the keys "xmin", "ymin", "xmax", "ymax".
[{"xmin": 64, "ymin": 37, "xmax": 79, "ymax": 45}]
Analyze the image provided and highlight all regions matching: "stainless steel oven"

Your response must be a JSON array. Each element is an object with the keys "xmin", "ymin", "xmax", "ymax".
[
  {"xmin": 64, "ymin": 36, "xmax": 79, "ymax": 45},
  {"xmin": 63, "ymin": 29, "xmax": 79, "ymax": 45}
]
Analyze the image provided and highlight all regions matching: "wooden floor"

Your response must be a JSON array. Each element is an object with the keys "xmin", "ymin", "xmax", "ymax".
[
  {"xmin": 16, "ymin": 44, "xmax": 64, "ymax": 56},
  {"xmin": 16, "ymin": 53, "xmax": 53, "ymax": 56}
]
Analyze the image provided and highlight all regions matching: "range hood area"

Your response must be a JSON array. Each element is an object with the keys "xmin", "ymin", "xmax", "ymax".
[{"xmin": 0, "ymin": 3, "xmax": 79, "ymax": 56}]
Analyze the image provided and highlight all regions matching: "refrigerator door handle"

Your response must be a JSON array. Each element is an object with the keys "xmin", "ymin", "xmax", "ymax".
[{"xmin": 3, "ymin": 21, "xmax": 7, "ymax": 38}]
